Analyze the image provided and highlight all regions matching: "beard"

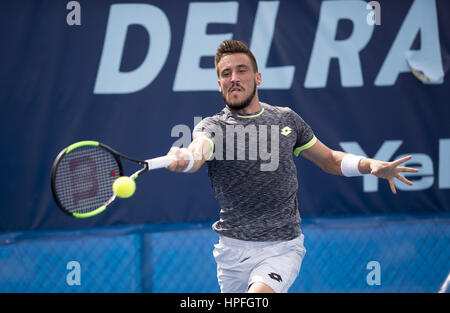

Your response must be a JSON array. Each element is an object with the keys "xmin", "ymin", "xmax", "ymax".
[{"xmin": 222, "ymin": 82, "xmax": 257, "ymax": 112}]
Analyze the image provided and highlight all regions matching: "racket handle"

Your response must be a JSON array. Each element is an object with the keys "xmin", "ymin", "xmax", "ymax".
[{"xmin": 146, "ymin": 155, "xmax": 177, "ymax": 170}]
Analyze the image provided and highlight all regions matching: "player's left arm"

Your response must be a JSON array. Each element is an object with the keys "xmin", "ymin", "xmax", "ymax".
[{"xmin": 300, "ymin": 138, "xmax": 419, "ymax": 194}]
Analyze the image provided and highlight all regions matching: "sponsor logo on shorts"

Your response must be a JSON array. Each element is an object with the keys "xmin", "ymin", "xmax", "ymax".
[
  {"xmin": 268, "ymin": 272, "xmax": 282, "ymax": 282},
  {"xmin": 239, "ymin": 256, "xmax": 251, "ymax": 263}
]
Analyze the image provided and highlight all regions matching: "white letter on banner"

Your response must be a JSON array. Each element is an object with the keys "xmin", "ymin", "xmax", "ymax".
[
  {"xmin": 66, "ymin": 261, "xmax": 81, "ymax": 286},
  {"xmin": 66, "ymin": 1, "xmax": 81, "ymax": 26},
  {"xmin": 304, "ymin": 0, "xmax": 374, "ymax": 88},
  {"xmin": 440, "ymin": 139, "xmax": 450, "ymax": 189},
  {"xmin": 366, "ymin": 1, "xmax": 381, "ymax": 26},
  {"xmin": 94, "ymin": 4, "xmax": 171, "ymax": 94},
  {"xmin": 375, "ymin": 0, "xmax": 443, "ymax": 86},
  {"xmin": 340, "ymin": 140, "xmax": 403, "ymax": 192},
  {"xmin": 173, "ymin": 2, "xmax": 238, "ymax": 91},
  {"xmin": 366, "ymin": 261, "xmax": 381, "ymax": 286},
  {"xmin": 250, "ymin": 1, "xmax": 295, "ymax": 89}
]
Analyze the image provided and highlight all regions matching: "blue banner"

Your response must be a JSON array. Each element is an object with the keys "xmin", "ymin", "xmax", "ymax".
[{"xmin": 1, "ymin": 0, "xmax": 449, "ymax": 232}]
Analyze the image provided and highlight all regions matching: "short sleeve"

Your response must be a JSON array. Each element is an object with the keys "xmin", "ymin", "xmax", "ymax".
[
  {"xmin": 193, "ymin": 117, "xmax": 217, "ymax": 139},
  {"xmin": 193, "ymin": 117, "xmax": 219, "ymax": 161},
  {"xmin": 289, "ymin": 110, "xmax": 317, "ymax": 156}
]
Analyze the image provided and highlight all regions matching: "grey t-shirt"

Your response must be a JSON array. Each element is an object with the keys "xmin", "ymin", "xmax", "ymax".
[{"xmin": 193, "ymin": 102, "xmax": 316, "ymax": 241}]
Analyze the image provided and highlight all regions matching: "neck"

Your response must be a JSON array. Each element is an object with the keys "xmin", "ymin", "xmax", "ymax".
[{"xmin": 235, "ymin": 95, "xmax": 261, "ymax": 115}]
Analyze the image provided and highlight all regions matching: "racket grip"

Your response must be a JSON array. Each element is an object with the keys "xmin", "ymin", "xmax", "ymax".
[{"xmin": 146, "ymin": 155, "xmax": 177, "ymax": 170}]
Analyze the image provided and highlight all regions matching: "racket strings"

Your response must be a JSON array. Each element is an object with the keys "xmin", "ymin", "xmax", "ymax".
[{"xmin": 54, "ymin": 146, "xmax": 121, "ymax": 214}]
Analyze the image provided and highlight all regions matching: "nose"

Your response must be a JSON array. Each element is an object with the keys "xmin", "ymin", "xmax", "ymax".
[{"xmin": 231, "ymin": 70, "xmax": 240, "ymax": 84}]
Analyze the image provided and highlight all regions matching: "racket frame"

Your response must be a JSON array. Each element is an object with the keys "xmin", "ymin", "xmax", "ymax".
[{"xmin": 51, "ymin": 140, "xmax": 153, "ymax": 218}]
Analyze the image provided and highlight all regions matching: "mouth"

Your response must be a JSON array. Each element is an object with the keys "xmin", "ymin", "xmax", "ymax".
[{"xmin": 230, "ymin": 86, "xmax": 243, "ymax": 94}]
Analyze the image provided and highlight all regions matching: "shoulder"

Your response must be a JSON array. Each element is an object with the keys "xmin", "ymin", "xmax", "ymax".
[
  {"xmin": 261, "ymin": 102, "xmax": 298, "ymax": 120},
  {"xmin": 194, "ymin": 108, "xmax": 227, "ymax": 132},
  {"xmin": 206, "ymin": 107, "xmax": 231, "ymax": 122},
  {"xmin": 263, "ymin": 103, "xmax": 313, "ymax": 133}
]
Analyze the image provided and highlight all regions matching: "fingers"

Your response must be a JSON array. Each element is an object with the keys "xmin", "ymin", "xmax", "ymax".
[
  {"xmin": 166, "ymin": 147, "xmax": 179, "ymax": 171},
  {"xmin": 387, "ymin": 173, "xmax": 414, "ymax": 195},
  {"xmin": 396, "ymin": 173, "xmax": 414, "ymax": 186},
  {"xmin": 397, "ymin": 166, "xmax": 419, "ymax": 173},
  {"xmin": 389, "ymin": 179, "xmax": 397, "ymax": 194},
  {"xmin": 166, "ymin": 147, "xmax": 191, "ymax": 172},
  {"xmin": 391, "ymin": 157, "xmax": 418, "ymax": 191},
  {"xmin": 392, "ymin": 155, "xmax": 412, "ymax": 166},
  {"xmin": 370, "ymin": 156, "xmax": 419, "ymax": 194}
]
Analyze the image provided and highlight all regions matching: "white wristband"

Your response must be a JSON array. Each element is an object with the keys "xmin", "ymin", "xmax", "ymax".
[
  {"xmin": 341, "ymin": 154, "xmax": 364, "ymax": 177},
  {"xmin": 182, "ymin": 149, "xmax": 194, "ymax": 173}
]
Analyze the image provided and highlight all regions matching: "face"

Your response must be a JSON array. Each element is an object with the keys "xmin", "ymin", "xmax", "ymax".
[{"xmin": 217, "ymin": 53, "xmax": 261, "ymax": 111}]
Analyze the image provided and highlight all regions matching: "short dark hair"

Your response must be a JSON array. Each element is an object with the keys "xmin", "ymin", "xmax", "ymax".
[{"xmin": 215, "ymin": 40, "xmax": 259, "ymax": 76}]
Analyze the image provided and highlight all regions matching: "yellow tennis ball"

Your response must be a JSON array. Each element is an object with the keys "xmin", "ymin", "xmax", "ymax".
[{"xmin": 112, "ymin": 176, "xmax": 136, "ymax": 198}]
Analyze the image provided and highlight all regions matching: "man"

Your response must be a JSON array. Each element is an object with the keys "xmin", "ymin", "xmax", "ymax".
[{"xmin": 166, "ymin": 40, "xmax": 418, "ymax": 293}]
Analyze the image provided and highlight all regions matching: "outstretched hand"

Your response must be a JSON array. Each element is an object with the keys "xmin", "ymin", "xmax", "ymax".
[{"xmin": 369, "ymin": 155, "xmax": 419, "ymax": 194}]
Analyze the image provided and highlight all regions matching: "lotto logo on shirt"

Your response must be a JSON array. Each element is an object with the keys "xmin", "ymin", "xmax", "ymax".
[{"xmin": 281, "ymin": 127, "xmax": 292, "ymax": 136}]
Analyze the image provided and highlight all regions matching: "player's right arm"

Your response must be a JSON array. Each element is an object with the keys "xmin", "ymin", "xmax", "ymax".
[{"xmin": 166, "ymin": 132, "xmax": 214, "ymax": 173}]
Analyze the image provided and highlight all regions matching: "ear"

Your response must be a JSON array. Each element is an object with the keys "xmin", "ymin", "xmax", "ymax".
[
  {"xmin": 255, "ymin": 72, "xmax": 262, "ymax": 86},
  {"xmin": 218, "ymin": 80, "xmax": 222, "ymax": 92}
]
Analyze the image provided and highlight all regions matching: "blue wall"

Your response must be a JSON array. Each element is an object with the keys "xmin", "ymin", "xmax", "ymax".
[{"xmin": 1, "ymin": 215, "xmax": 448, "ymax": 292}]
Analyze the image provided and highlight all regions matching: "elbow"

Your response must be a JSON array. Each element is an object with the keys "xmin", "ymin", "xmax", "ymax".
[{"xmin": 321, "ymin": 151, "xmax": 343, "ymax": 175}]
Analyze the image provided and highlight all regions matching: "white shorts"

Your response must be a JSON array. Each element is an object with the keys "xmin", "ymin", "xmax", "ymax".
[{"xmin": 213, "ymin": 234, "xmax": 306, "ymax": 293}]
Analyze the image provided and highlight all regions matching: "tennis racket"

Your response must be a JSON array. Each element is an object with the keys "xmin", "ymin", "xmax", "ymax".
[{"xmin": 51, "ymin": 140, "xmax": 175, "ymax": 218}]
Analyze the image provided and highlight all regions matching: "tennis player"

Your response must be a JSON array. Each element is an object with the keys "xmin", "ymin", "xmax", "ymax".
[{"xmin": 166, "ymin": 40, "xmax": 418, "ymax": 293}]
